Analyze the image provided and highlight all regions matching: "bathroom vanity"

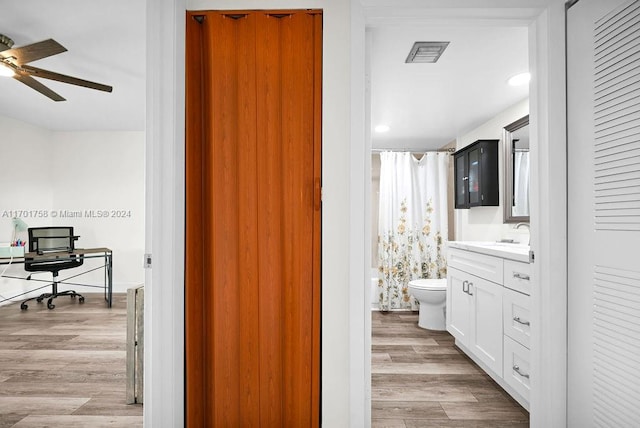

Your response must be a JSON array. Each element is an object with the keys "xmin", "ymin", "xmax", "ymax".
[{"xmin": 446, "ymin": 241, "xmax": 532, "ymax": 410}]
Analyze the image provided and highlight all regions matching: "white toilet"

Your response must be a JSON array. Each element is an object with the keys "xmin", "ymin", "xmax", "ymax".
[{"xmin": 408, "ymin": 278, "xmax": 448, "ymax": 331}]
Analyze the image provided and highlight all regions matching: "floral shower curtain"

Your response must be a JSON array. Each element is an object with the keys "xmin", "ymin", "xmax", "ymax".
[{"xmin": 377, "ymin": 151, "xmax": 449, "ymax": 311}]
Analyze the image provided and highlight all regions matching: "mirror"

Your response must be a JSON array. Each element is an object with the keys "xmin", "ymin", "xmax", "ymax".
[{"xmin": 503, "ymin": 115, "xmax": 530, "ymax": 223}]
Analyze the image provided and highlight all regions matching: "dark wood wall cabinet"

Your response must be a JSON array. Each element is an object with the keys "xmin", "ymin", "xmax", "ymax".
[{"xmin": 454, "ymin": 139, "xmax": 499, "ymax": 209}]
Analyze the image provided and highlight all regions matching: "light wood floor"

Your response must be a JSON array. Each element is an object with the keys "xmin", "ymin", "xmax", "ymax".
[
  {"xmin": 0, "ymin": 293, "xmax": 142, "ymax": 428},
  {"xmin": 372, "ymin": 311, "xmax": 529, "ymax": 427}
]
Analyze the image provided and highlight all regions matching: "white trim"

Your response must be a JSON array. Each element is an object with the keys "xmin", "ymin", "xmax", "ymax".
[
  {"xmin": 145, "ymin": 0, "xmax": 186, "ymax": 426},
  {"xmin": 350, "ymin": 1, "xmax": 369, "ymax": 426},
  {"xmin": 528, "ymin": 2, "xmax": 567, "ymax": 427},
  {"xmin": 359, "ymin": 2, "xmax": 567, "ymax": 427}
]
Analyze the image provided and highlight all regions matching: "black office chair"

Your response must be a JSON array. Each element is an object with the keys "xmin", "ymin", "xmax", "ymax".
[{"xmin": 20, "ymin": 227, "xmax": 85, "ymax": 310}]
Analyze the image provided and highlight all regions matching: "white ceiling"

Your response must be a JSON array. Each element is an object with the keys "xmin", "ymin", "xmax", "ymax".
[
  {"xmin": 0, "ymin": 0, "xmax": 145, "ymax": 131},
  {"xmin": 370, "ymin": 24, "xmax": 529, "ymax": 150}
]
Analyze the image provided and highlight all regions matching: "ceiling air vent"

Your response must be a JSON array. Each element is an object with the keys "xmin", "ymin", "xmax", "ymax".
[{"xmin": 405, "ymin": 41, "xmax": 450, "ymax": 64}]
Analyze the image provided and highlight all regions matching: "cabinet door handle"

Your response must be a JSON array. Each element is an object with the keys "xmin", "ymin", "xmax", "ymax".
[
  {"xmin": 513, "ymin": 316, "xmax": 530, "ymax": 326},
  {"xmin": 462, "ymin": 280, "xmax": 468, "ymax": 293},
  {"xmin": 513, "ymin": 365, "xmax": 530, "ymax": 379},
  {"xmin": 467, "ymin": 282, "xmax": 473, "ymax": 296},
  {"xmin": 513, "ymin": 272, "xmax": 530, "ymax": 281}
]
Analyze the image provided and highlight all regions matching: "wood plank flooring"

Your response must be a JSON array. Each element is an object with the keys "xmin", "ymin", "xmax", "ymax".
[
  {"xmin": 372, "ymin": 311, "xmax": 529, "ymax": 427},
  {"xmin": 0, "ymin": 293, "xmax": 142, "ymax": 428}
]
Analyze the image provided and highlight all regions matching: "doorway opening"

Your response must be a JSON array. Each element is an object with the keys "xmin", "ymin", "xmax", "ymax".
[{"xmin": 367, "ymin": 16, "xmax": 531, "ymax": 425}]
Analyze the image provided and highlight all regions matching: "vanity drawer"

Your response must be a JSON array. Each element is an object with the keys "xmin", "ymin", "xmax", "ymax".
[
  {"xmin": 503, "ymin": 288, "xmax": 531, "ymax": 348},
  {"xmin": 448, "ymin": 248, "xmax": 503, "ymax": 284},
  {"xmin": 503, "ymin": 335, "xmax": 531, "ymax": 403},
  {"xmin": 504, "ymin": 260, "xmax": 531, "ymax": 295}
]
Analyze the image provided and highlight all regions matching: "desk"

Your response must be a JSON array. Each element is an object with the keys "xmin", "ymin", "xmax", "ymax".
[{"xmin": 0, "ymin": 247, "xmax": 113, "ymax": 307}]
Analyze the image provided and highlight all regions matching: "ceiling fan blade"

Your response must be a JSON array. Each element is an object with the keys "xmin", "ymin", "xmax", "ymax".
[
  {"xmin": 0, "ymin": 39, "xmax": 67, "ymax": 65},
  {"xmin": 13, "ymin": 73, "xmax": 65, "ymax": 101},
  {"xmin": 20, "ymin": 65, "xmax": 113, "ymax": 93}
]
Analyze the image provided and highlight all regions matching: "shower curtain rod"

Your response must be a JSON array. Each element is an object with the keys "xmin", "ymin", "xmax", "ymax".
[{"xmin": 371, "ymin": 148, "xmax": 455, "ymax": 153}]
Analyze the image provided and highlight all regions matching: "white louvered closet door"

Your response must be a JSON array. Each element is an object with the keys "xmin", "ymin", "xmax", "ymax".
[{"xmin": 568, "ymin": 0, "xmax": 640, "ymax": 426}]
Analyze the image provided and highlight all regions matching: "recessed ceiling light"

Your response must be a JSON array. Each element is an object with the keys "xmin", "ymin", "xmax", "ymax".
[
  {"xmin": 508, "ymin": 72, "xmax": 530, "ymax": 86},
  {"xmin": 0, "ymin": 64, "xmax": 14, "ymax": 77},
  {"xmin": 374, "ymin": 124, "xmax": 390, "ymax": 133}
]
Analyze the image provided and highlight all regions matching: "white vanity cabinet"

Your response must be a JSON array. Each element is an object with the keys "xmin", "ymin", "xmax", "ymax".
[
  {"xmin": 447, "ymin": 265, "xmax": 504, "ymax": 376},
  {"xmin": 502, "ymin": 260, "xmax": 532, "ymax": 403},
  {"xmin": 447, "ymin": 243, "xmax": 532, "ymax": 410}
]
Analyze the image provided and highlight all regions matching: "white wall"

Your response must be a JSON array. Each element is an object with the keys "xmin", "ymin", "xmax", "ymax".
[
  {"xmin": 455, "ymin": 98, "xmax": 530, "ymax": 243},
  {"xmin": 0, "ymin": 116, "xmax": 53, "ymax": 304},
  {"xmin": 0, "ymin": 115, "xmax": 145, "ymax": 306},
  {"xmin": 50, "ymin": 131, "xmax": 145, "ymax": 291},
  {"xmin": 371, "ymin": 153, "xmax": 380, "ymax": 268}
]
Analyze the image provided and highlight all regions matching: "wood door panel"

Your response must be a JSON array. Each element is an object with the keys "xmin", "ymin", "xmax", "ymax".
[
  {"xmin": 185, "ymin": 13, "xmax": 207, "ymax": 426},
  {"xmin": 255, "ymin": 13, "xmax": 285, "ymax": 426},
  {"xmin": 186, "ymin": 10, "xmax": 321, "ymax": 427},
  {"xmin": 208, "ymin": 13, "xmax": 247, "ymax": 426}
]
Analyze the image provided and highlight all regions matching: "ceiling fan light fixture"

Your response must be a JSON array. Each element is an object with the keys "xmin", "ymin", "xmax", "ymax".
[
  {"xmin": 0, "ymin": 34, "xmax": 14, "ymax": 50},
  {"xmin": 0, "ymin": 33, "xmax": 112, "ymax": 100},
  {"xmin": 0, "ymin": 63, "xmax": 14, "ymax": 77}
]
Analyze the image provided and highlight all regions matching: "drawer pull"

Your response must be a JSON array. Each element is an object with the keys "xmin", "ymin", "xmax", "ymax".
[
  {"xmin": 513, "ymin": 272, "xmax": 530, "ymax": 281},
  {"xmin": 513, "ymin": 365, "xmax": 530, "ymax": 379},
  {"xmin": 513, "ymin": 316, "xmax": 530, "ymax": 326}
]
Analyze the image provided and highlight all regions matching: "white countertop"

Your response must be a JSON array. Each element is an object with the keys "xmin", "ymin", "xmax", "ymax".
[{"xmin": 448, "ymin": 241, "xmax": 531, "ymax": 263}]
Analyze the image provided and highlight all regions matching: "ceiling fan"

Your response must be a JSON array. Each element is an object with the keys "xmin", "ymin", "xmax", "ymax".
[{"xmin": 0, "ymin": 34, "xmax": 112, "ymax": 102}]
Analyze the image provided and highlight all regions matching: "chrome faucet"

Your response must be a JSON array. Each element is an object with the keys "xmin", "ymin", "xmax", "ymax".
[{"xmin": 515, "ymin": 223, "xmax": 530, "ymax": 245}]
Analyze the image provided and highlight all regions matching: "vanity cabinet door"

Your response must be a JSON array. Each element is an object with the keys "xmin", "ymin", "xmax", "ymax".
[
  {"xmin": 447, "ymin": 267, "xmax": 471, "ymax": 346},
  {"xmin": 467, "ymin": 146, "xmax": 481, "ymax": 206},
  {"xmin": 448, "ymin": 266, "xmax": 503, "ymax": 375},
  {"xmin": 454, "ymin": 154, "xmax": 468, "ymax": 208},
  {"xmin": 469, "ymin": 275, "xmax": 504, "ymax": 376}
]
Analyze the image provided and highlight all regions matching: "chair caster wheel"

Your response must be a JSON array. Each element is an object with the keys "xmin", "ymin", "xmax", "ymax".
[
  {"xmin": 79, "ymin": 297, "xmax": 85, "ymax": 304},
  {"xmin": 20, "ymin": 303, "xmax": 28, "ymax": 310},
  {"xmin": 70, "ymin": 294, "xmax": 76, "ymax": 299},
  {"xmin": 47, "ymin": 302, "xmax": 55, "ymax": 310},
  {"xmin": 36, "ymin": 298, "xmax": 43, "ymax": 303}
]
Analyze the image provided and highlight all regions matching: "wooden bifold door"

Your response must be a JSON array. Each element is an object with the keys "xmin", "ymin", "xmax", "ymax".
[{"xmin": 185, "ymin": 10, "xmax": 322, "ymax": 427}]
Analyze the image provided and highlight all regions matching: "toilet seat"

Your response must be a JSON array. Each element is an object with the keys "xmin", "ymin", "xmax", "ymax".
[{"xmin": 408, "ymin": 278, "xmax": 447, "ymax": 291}]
